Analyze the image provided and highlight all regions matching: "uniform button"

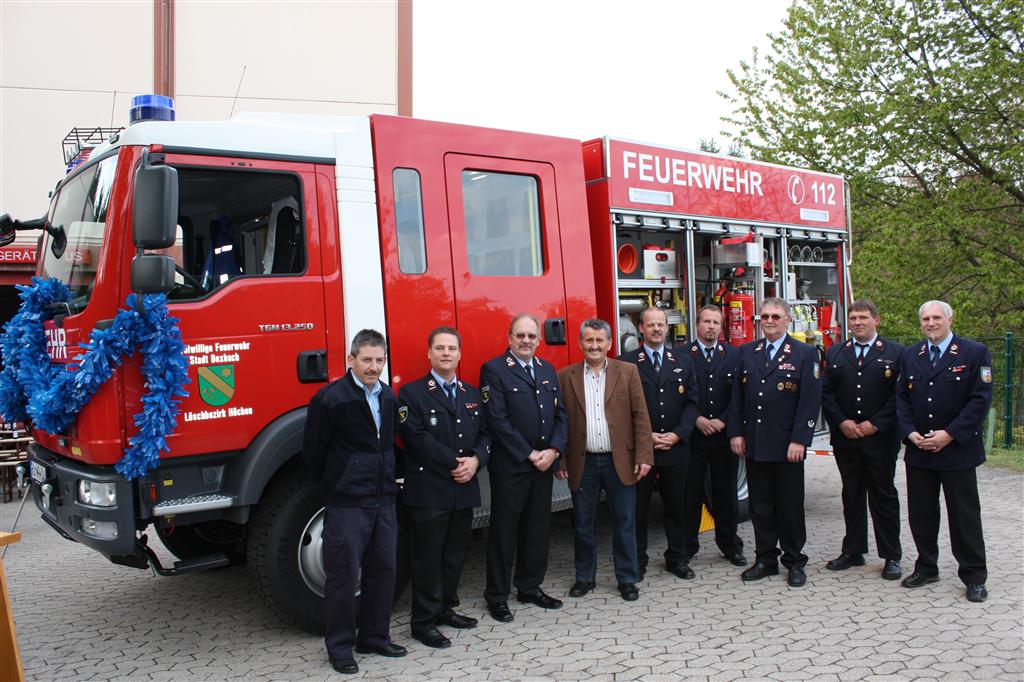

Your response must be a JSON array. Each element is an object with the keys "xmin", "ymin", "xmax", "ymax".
[
  {"xmin": 536, "ymin": 390, "xmax": 540, "ymax": 394},
  {"xmin": 856, "ymin": 385, "xmax": 861, "ymax": 389},
  {"xmin": 419, "ymin": 466, "xmax": 424, "ymax": 471},
  {"xmin": 459, "ymin": 449, "xmax": 464, "ymax": 454},
  {"xmin": 660, "ymin": 388, "xmax": 664, "ymax": 392},
  {"xmin": 709, "ymin": 387, "xmax": 714, "ymax": 391},
  {"xmin": 709, "ymin": 400, "xmax": 715, "ymax": 405},
  {"xmin": 540, "ymin": 435, "xmax": 546, "ymax": 440},
  {"xmin": 458, "ymin": 434, "xmax": 463, "ymax": 438},
  {"xmin": 858, "ymin": 372, "xmax": 862, "ymax": 376},
  {"xmin": 757, "ymin": 405, "xmax": 763, "ymax": 410},
  {"xmin": 758, "ymin": 392, "xmax": 763, "ymax": 397},
  {"xmin": 761, "ymin": 379, "xmax": 766, "ymax": 384},
  {"xmin": 856, "ymin": 397, "xmax": 861, "ymax": 401},
  {"xmin": 929, "ymin": 382, "xmax": 934, "ymax": 386},
  {"xmin": 542, "ymin": 419, "xmax": 546, "ymax": 423},
  {"xmin": 929, "ymin": 414, "xmax": 933, "ymax": 418},
  {"xmin": 856, "ymin": 410, "xmax": 862, "ymax": 415},
  {"xmin": 659, "ymin": 402, "xmax": 664, "ymax": 406},
  {"xmin": 661, "ymin": 415, "xmax": 665, "ymax": 418},
  {"xmin": 927, "ymin": 398, "xmax": 932, "ymax": 402},
  {"xmin": 456, "ymin": 419, "xmax": 461, "ymax": 423},
  {"xmin": 709, "ymin": 374, "xmax": 714, "ymax": 378},
  {"xmin": 757, "ymin": 419, "xmax": 762, "ymax": 423}
]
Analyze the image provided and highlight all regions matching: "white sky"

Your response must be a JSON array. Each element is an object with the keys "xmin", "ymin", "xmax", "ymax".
[{"xmin": 413, "ymin": 0, "xmax": 792, "ymax": 151}]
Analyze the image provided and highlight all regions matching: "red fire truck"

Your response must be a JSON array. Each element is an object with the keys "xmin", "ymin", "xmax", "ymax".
[{"xmin": 3, "ymin": 100, "xmax": 851, "ymax": 632}]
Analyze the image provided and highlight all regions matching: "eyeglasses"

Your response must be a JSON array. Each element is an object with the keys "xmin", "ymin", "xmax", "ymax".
[
  {"xmin": 760, "ymin": 313, "xmax": 784, "ymax": 321},
  {"xmin": 513, "ymin": 333, "xmax": 538, "ymax": 340}
]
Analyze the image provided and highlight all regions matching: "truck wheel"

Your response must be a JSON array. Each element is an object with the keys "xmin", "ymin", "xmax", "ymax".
[
  {"xmin": 247, "ymin": 467, "xmax": 331, "ymax": 634},
  {"xmin": 157, "ymin": 520, "xmax": 245, "ymax": 564},
  {"xmin": 702, "ymin": 460, "xmax": 751, "ymax": 524}
]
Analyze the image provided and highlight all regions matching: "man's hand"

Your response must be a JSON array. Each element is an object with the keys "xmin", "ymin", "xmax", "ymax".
[
  {"xmin": 787, "ymin": 442, "xmax": 806, "ymax": 463},
  {"xmin": 919, "ymin": 429, "xmax": 953, "ymax": 452},
  {"xmin": 635, "ymin": 463, "xmax": 652, "ymax": 480},
  {"xmin": 555, "ymin": 469, "xmax": 569, "ymax": 480},
  {"xmin": 451, "ymin": 455, "xmax": 480, "ymax": 484},
  {"xmin": 839, "ymin": 419, "xmax": 861, "ymax": 439},
  {"xmin": 730, "ymin": 436, "xmax": 746, "ymax": 458},
  {"xmin": 908, "ymin": 431, "xmax": 925, "ymax": 448},
  {"xmin": 855, "ymin": 421, "xmax": 878, "ymax": 438},
  {"xmin": 530, "ymin": 448, "xmax": 558, "ymax": 471},
  {"xmin": 696, "ymin": 417, "xmax": 727, "ymax": 436},
  {"xmin": 652, "ymin": 432, "xmax": 681, "ymax": 451}
]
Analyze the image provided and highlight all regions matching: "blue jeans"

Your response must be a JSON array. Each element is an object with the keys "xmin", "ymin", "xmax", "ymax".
[{"xmin": 572, "ymin": 453, "xmax": 639, "ymax": 584}]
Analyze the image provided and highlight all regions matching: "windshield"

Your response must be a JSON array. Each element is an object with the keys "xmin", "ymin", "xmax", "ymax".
[{"xmin": 39, "ymin": 153, "xmax": 118, "ymax": 313}]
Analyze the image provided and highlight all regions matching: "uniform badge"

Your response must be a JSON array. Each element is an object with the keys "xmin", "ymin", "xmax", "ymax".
[
  {"xmin": 907, "ymin": 382, "xmax": 913, "ymax": 391},
  {"xmin": 812, "ymin": 364, "xmax": 820, "ymax": 379},
  {"xmin": 673, "ymin": 368, "xmax": 683, "ymax": 373},
  {"xmin": 807, "ymin": 420, "xmax": 815, "ymax": 428},
  {"xmin": 981, "ymin": 366, "xmax": 992, "ymax": 384},
  {"xmin": 429, "ymin": 415, "xmax": 438, "ymax": 426},
  {"xmin": 678, "ymin": 385, "xmax": 685, "ymax": 394},
  {"xmin": 398, "ymin": 406, "xmax": 408, "ymax": 423},
  {"xmin": 506, "ymin": 356, "xmax": 515, "ymax": 367},
  {"xmin": 667, "ymin": 352, "xmax": 674, "ymax": 360},
  {"xmin": 875, "ymin": 340, "xmax": 882, "ymax": 347},
  {"xmin": 482, "ymin": 385, "xmax": 490, "ymax": 403},
  {"xmin": 885, "ymin": 367, "xmax": 893, "ymax": 378},
  {"xmin": 778, "ymin": 382, "xmax": 785, "ymax": 391},
  {"xmin": 428, "ymin": 379, "xmax": 437, "ymax": 389},
  {"xmin": 950, "ymin": 344, "xmax": 959, "ymax": 353},
  {"xmin": 742, "ymin": 375, "xmax": 748, "ymax": 384},
  {"xmin": 755, "ymin": 343, "xmax": 764, "ymax": 352},
  {"xmin": 783, "ymin": 344, "xmax": 791, "ymax": 353}
]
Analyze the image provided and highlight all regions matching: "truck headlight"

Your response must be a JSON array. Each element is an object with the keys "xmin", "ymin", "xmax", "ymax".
[
  {"xmin": 80, "ymin": 519, "xmax": 118, "ymax": 540},
  {"xmin": 78, "ymin": 480, "xmax": 117, "ymax": 507}
]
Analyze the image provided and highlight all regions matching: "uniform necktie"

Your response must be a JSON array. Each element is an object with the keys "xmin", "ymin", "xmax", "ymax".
[
  {"xmin": 653, "ymin": 350, "xmax": 662, "ymax": 373},
  {"xmin": 525, "ymin": 363, "xmax": 534, "ymax": 381},
  {"xmin": 705, "ymin": 348, "xmax": 714, "ymax": 364},
  {"xmin": 445, "ymin": 382, "xmax": 457, "ymax": 408},
  {"xmin": 766, "ymin": 343, "xmax": 776, "ymax": 367},
  {"xmin": 856, "ymin": 342, "xmax": 869, "ymax": 366},
  {"xmin": 930, "ymin": 345, "xmax": 941, "ymax": 367}
]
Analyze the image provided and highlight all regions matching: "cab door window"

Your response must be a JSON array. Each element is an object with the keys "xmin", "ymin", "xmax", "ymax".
[
  {"xmin": 165, "ymin": 168, "xmax": 305, "ymax": 300},
  {"xmin": 461, "ymin": 171, "xmax": 543, "ymax": 276}
]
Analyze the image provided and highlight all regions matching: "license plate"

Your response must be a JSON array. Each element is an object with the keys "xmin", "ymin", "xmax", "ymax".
[{"xmin": 30, "ymin": 460, "xmax": 47, "ymax": 484}]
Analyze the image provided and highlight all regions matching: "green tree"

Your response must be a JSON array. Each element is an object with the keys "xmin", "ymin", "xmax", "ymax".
[{"xmin": 723, "ymin": 0, "xmax": 1023, "ymax": 338}]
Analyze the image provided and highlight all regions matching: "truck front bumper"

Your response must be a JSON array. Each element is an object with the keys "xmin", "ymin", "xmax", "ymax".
[{"xmin": 28, "ymin": 443, "xmax": 144, "ymax": 562}]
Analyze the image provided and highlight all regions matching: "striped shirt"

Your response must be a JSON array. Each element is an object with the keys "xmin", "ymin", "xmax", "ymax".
[{"xmin": 583, "ymin": 360, "xmax": 612, "ymax": 453}]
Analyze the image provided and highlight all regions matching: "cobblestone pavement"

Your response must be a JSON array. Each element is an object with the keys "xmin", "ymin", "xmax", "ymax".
[{"xmin": 3, "ymin": 456, "xmax": 1022, "ymax": 681}]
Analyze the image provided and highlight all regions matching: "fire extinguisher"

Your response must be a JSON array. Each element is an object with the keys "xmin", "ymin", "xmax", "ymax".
[
  {"xmin": 727, "ymin": 290, "xmax": 754, "ymax": 346},
  {"xmin": 718, "ymin": 288, "xmax": 733, "ymax": 344}
]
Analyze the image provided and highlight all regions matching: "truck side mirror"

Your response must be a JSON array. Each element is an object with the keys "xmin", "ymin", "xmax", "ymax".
[
  {"xmin": 133, "ymin": 164, "xmax": 178, "ymax": 249},
  {"xmin": 131, "ymin": 254, "xmax": 175, "ymax": 293}
]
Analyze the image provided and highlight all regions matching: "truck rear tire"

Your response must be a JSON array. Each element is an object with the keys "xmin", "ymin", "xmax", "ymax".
[
  {"xmin": 157, "ymin": 520, "xmax": 246, "ymax": 564},
  {"xmin": 247, "ymin": 467, "xmax": 328, "ymax": 634}
]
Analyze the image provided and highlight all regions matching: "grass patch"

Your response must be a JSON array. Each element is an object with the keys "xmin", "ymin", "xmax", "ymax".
[{"xmin": 985, "ymin": 447, "xmax": 1024, "ymax": 473}]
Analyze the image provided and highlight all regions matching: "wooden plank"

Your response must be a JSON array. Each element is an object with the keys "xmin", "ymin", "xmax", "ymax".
[{"xmin": 0, "ymin": 531, "xmax": 25, "ymax": 681}]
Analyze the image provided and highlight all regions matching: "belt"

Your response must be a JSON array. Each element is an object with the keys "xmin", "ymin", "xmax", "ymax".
[{"xmin": 586, "ymin": 451, "xmax": 612, "ymax": 456}]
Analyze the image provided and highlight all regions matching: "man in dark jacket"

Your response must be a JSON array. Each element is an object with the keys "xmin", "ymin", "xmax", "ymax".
[
  {"xmin": 728, "ymin": 298, "xmax": 821, "ymax": 588},
  {"xmin": 682, "ymin": 305, "xmax": 746, "ymax": 568},
  {"xmin": 896, "ymin": 300, "xmax": 993, "ymax": 602},
  {"xmin": 398, "ymin": 327, "xmax": 490, "ymax": 649},
  {"xmin": 480, "ymin": 314, "xmax": 568, "ymax": 622},
  {"xmin": 620, "ymin": 307, "xmax": 699, "ymax": 580},
  {"xmin": 304, "ymin": 329, "xmax": 406, "ymax": 675},
  {"xmin": 821, "ymin": 300, "xmax": 903, "ymax": 580}
]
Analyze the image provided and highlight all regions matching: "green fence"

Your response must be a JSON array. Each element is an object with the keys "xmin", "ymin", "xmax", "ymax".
[{"xmin": 895, "ymin": 333, "xmax": 1023, "ymax": 453}]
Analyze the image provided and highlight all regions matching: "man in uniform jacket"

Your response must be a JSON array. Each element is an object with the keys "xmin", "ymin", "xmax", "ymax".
[
  {"xmin": 681, "ymin": 305, "xmax": 747, "ymax": 568},
  {"xmin": 896, "ymin": 300, "xmax": 993, "ymax": 602},
  {"xmin": 558, "ymin": 319, "xmax": 654, "ymax": 601},
  {"xmin": 728, "ymin": 298, "xmax": 821, "ymax": 588},
  {"xmin": 619, "ymin": 307, "xmax": 699, "ymax": 580},
  {"xmin": 480, "ymin": 314, "xmax": 568, "ymax": 622},
  {"xmin": 398, "ymin": 327, "xmax": 490, "ymax": 649},
  {"xmin": 821, "ymin": 300, "xmax": 903, "ymax": 580},
  {"xmin": 303, "ymin": 329, "xmax": 407, "ymax": 675}
]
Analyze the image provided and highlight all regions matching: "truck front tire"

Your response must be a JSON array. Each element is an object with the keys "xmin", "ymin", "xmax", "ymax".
[{"xmin": 247, "ymin": 467, "xmax": 329, "ymax": 634}]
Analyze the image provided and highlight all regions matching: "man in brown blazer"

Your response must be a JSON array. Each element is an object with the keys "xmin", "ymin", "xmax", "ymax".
[{"xmin": 556, "ymin": 319, "xmax": 654, "ymax": 601}]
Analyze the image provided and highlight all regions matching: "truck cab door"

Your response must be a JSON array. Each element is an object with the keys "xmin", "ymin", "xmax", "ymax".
[{"xmin": 443, "ymin": 154, "xmax": 570, "ymax": 372}]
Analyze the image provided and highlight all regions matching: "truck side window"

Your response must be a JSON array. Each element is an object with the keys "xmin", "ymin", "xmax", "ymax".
[
  {"xmin": 166, "ymin": 168, "xmax": 305, "ymax": 300},
  {"xmin": 461, "ymin": 171, "xmax": 543, "ymax": 276},
  {"xmin": 393, "ymin": 168, "xmax": 426, "ymax": 274}
]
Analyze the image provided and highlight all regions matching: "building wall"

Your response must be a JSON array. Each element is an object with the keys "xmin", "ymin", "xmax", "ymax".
[{"xmin": 1, "ymin": 0, "xmax": 405, "ymax": 220}]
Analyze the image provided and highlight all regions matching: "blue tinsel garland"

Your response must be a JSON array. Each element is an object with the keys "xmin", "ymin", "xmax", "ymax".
[{"xmin": 0, "ymin": 277, "xmax": 190, "ymax": 479}]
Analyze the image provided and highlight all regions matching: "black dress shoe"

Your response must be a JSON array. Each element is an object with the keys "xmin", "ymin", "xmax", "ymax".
[
  {"xmin": 329, "ymin": 657, "xmax": 358, "ymax": 674},
  {"xmin": 487, "ymin": 601, "xmax": 514, "ymax": 622},
  {"xmin": 725, "ymin": 552, "xmax": 748, "ymax": 566},
  {"xmin": 881, "ymin": 559, "xmax": 902, "ymax": 580},
  {"xmin": 437, "ymin": 610, "xmax": 478, "ymax": 629},
  {"xmin": 618, "ymin": 583, "xmax": 639, "ymax": 601},
  {"xmin": 826, "ymin": 553, "xmax": 865, "ymax": 570},
  {"xmin": 516, "ymin": 589, "xmax": 563, "ymax": 609},
  {"xmin": 666, "ymin": 563, "xmax": 696, "ymax": 579},
  {"xmin": 966, "ymin": 584, "xmax": 988, "ymax": 602},
  {"xmin": 354, "ymin": 641, "xmax": 407, "ymax": 657},
  {"xmin": 411, "ymin": 626, "xmax": 452, "ymax": 649},
  {"xmin": 787, "ymin": 567, "xmax": 807, "ymax": 587},
  {"xmin": 638, "ymin": 564, "xmax": 647, "ymax": 581},
  {"xmin": 569, "ymin": 580, "xmax": 596, "ymax": 597},
  {"xmin": 901, "ymin": 571, "xmax": 939, "ymax": 588},
  {"xmin": 741, "ymin": 562, "xmax": 779, "ymax": 581}
]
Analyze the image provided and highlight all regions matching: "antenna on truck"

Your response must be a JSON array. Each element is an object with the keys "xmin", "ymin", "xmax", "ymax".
[{"xmin": 229, "ymin": 65, "xmax": 247, "ymax": 118}]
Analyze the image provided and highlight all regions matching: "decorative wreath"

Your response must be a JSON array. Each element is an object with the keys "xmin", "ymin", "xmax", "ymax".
[{"xmin": 0, "ymin": 277, "xmax": 190, "ymax": 479}]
